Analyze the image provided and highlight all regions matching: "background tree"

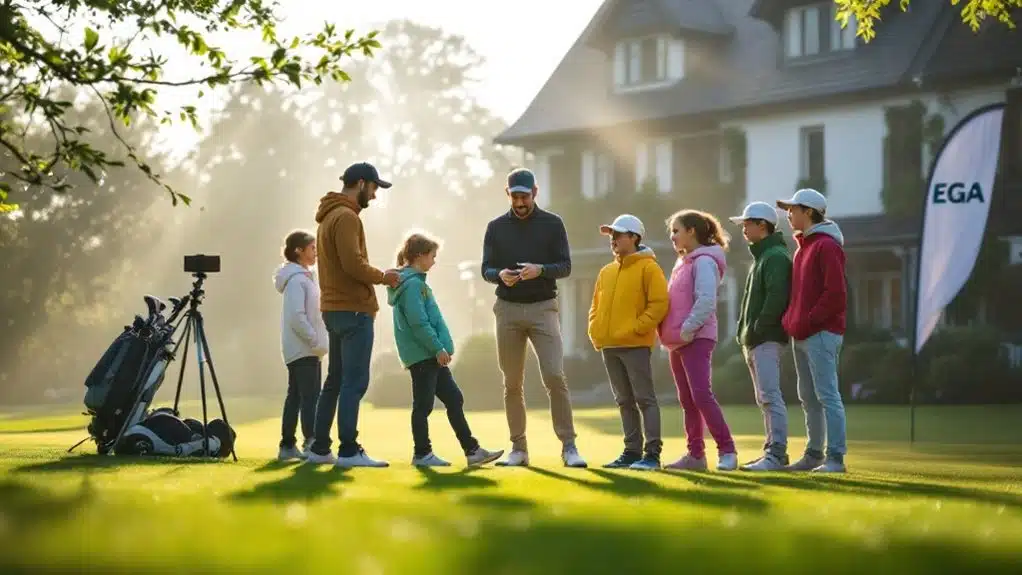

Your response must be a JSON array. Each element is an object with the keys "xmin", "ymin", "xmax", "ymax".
[
  {"xmin": 0, "ymin": 97, "xmax": 180, "ymax": 402},
  {"xmin": 0, "ymin": 0, "xmax": 380, "ymax": 213},
  {"xmin": 158, "ymin": 20, "xmax": 515, "ymax": 395},
  {"xmin": 836, "ymin": 0, "xmax": 1021, "ymax": 41}
]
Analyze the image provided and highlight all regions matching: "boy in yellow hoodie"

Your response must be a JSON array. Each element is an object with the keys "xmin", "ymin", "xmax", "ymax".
[{"xmin": 589, "ymin": 214, "xmax": 669, "ymax": 470}]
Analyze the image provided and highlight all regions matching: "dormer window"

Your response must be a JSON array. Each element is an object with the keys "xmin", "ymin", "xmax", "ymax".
[
  {"xmin": 613, "ymin": 34, "xmax": 684, "ymax": 91},
  {"xmin": 784, "ymin": 2, "xmax": 857, "ymax": 60}
]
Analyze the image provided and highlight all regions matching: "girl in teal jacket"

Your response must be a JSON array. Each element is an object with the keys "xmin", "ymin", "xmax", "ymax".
[{"xmin": 387, "ymin": 232, "xmax": 503, "ymax": 468}]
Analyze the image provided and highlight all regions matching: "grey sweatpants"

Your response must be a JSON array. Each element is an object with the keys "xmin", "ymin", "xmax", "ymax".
[
  {"xmin": 601, "ymin": 347, "xmax": 662, "ymax": 456},
  {"xmin": 743, "ymin": 342, "xmax": 789, "ymax": 458}
]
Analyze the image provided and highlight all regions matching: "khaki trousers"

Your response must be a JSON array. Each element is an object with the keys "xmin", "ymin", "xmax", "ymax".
[{"xmin": 493, "ymin": 298, "xmax": 577, "ymax": 452}]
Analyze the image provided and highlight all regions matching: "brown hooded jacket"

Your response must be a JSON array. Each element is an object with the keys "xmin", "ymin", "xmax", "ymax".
[{"xmin": 315, "ymin": 192, "xmax": 385, "ymax": 315}]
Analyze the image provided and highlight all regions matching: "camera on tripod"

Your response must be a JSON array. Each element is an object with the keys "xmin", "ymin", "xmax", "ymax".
[
  {"xmin": 72, "ymin": 252, "xmax": 237, "ymax": 461},
  {"xmin": 184, "ymin": 254, "xmax": 220, "ymax": 274}
]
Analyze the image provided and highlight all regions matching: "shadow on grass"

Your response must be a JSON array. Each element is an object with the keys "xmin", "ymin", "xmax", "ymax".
[
  {"xmin": 0, "ymin": 476, "xmax": 93, "ymax": 530},
  {"xmin": 526, "ymin": 467, "xmax": 769, "ymax": 513},
  {"xmin": 449, "ymin": 514, "xmax": 1021, "ymax": 575},
  {"xmin": 227, "ymin": 463, "xmax": 352, "ymax": 503},
  {"xmin": 729, "ymin": 473, "xmax": 1022, "ymax": 509},
  {"xmin": 9, "ymin": 454, "xmax": 222, "ymax": 474},
  {"xmin": 0, "ymin": 425, "xmax": 89, "ymax": 435},
  {"xmin": 414, "ymin": 466, "xmax": 498, "ymax": 491}
]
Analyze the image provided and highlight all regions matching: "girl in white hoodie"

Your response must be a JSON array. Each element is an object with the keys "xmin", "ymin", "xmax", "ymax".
[{"xmin": 273, "ymin": 230, "xmax": 329, "ymax": 460}]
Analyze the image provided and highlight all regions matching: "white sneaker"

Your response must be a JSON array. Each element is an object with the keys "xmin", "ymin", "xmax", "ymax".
[
  {"xmin": 495, "ymin": 449, "xmax": 529, "ymax": 467},
  {"xmin": 740, "ymin": 454, "xmax": 786, "ymax": 472},
  {"xmin": 562, "ymin": 445, "xmax": 588, "ymax": 468},
  {"xmin": 811, "ymin": 459, "xmax": 847, "ymax": 473},
  {"xmin": 299, "ymin": 438, "xmax": 314, "ymax": 459},
  {"xmin": 305, "ymin": 451, "xmax": 337, "ymax": 465},
  {"xmin": 335, "ymin": 448, "xmax": 389, "ymax": 468},
  {"xmin": 466, "ymin": 447, "xmax": 504, "ymax": 467},
  {"xmin": 716, "ymin": 452, "xmax": 739, "ymax": 471},
  {"xmin": 412, "ymin": 452, "xmax": 451, "ymax": 467},
  {"xmin": 277, "ymin": 445, "xmax": 304, "ymax": 461}
]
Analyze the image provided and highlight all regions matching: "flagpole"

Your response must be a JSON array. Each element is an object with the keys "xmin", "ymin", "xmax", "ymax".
[{"xmin": 909, "ymin": 102, "xmax": 1006, "ymax": 448}]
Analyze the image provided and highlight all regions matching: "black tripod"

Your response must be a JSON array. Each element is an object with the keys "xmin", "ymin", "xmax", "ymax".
[{"xmin": 169, "ymin": 272, "xmax": 237, "ymax": 461}]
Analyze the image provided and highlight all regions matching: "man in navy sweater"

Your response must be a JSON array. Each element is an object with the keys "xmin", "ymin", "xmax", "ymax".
[{"xmin": 481, "ymin": 168, "xmax": 587, "ymax": 468}]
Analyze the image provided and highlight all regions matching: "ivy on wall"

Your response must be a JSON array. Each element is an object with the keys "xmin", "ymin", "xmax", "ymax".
[{"xmin": 881, "ymin": 99, "xmax": 945, "ymax": 217}]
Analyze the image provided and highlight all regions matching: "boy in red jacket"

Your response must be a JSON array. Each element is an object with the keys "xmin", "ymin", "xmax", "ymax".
[{"xmin": 776, "ymin": 189, "xmax": 847, "ymax": 473}]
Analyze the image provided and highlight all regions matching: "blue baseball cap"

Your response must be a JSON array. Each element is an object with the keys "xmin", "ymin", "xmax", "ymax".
[
  {"xmin": 341, "ymin": 161, "xmax": 392, "ymax": 189},
  {"xmin": 506, "ymin": 168, "xmax": 536, "ymax": 194}
]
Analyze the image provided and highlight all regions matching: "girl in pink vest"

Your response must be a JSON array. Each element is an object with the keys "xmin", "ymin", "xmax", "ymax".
[{"xmin": 658, "ymin": 210, "xmax": 738, "ymax": 471}]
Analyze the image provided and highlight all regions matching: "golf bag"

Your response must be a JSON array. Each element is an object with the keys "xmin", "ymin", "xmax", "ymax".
[{"xmin": 77, "ymin": 294, "xmax": 234, "ymax": 458}]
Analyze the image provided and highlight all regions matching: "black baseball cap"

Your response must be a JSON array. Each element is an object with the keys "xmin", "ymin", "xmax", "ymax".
[
  {"xmin": 341, "ymin": 162, "xmax": 392, "ymax": 189},
  {"xmin": 507, "ymin": 168, "xmax": 536, "ymax": 194}
]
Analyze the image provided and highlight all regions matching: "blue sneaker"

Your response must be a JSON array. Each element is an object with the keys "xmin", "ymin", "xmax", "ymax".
[{"xmin": 628, "ymin": 455, "xmax": 660, "ymax": 471}]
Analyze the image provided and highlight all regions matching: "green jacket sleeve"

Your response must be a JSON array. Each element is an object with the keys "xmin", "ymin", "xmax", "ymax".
[
  {"xmin": 754, "ymin": 251, "xmax": 792, "ymax": 336},
  {"xmin": 399, "ymin": 279, "xmax": 445, "ymax": 355}
]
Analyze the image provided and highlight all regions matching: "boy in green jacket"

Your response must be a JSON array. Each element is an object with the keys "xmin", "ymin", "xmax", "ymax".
[
  {"xmin": 729, "ymin": 202, "xmax": 793, "ymax": 471},
  {"xmin": 387, "ymin": 232, "xmax": 504, "ymax": 468}
]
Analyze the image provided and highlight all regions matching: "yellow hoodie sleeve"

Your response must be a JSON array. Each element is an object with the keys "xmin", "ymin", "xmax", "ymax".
[
  {"xmin": 633, "ymin": 261, "xmax": 669, "ymax": 335},
  {"xmin": 587, "ymin": 272, "xmax": 602, "ymax": 342}
]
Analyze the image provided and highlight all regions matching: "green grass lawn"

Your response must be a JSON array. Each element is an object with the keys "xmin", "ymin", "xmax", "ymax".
[{"xmin": 1, "ymin": 399, "xmax": 1021, "ymax": 574}]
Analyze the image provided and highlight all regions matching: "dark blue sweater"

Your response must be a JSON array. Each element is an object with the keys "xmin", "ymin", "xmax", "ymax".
[{"xmin": 480, "ymin": 208, "xmax": 571, "ymax": 303}]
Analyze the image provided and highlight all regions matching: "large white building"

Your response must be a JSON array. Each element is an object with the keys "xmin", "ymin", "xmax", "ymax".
[{"xmin": 494, "ymin": 0, "xmax": 1022, "ymax": 357}]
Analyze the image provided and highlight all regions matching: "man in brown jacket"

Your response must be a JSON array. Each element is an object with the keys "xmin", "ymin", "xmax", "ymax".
[{"xmin": 305, "ymin": 162, "xmax": 399, "ymax": 468}]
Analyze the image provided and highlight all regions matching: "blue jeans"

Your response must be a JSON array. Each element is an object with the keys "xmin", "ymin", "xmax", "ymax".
[
  {"xmin": 310, "ymin": 311, "xmax": 374, "ymax": 457},
  {"xmin": 792, "ymin": 331, "xmax": 847, "ymax": 461}
]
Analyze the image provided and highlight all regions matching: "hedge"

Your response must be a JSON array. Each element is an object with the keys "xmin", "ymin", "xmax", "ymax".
[{"xmin": 365, "ymin": 324, "xmax": 1021, "ymax": 409}]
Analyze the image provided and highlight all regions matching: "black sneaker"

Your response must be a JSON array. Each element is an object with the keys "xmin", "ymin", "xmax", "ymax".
[{"xmin": 603, "ymin": 451, "xmax": 642, "ymax": 468}]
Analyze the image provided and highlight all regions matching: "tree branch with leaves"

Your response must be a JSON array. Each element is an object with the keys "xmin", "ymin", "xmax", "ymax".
[
  {"xmin": 835, "ymin": 0, "xmax": 1021, "ymax": 42},
  {"xmin": 0, "ymin": 0, "xmax": 380, "ymax": 212}
]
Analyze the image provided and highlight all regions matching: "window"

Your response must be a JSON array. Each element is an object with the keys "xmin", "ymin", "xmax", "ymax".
[
  {"xmin": 800, "ymin": 126, "xmax": 825, "ymax": 183},
  {"xmin": 785, "ymin": 3, "xmax": 857, "ymax": 60},
  {"xmin": 533, "ymin": 154, "xmax": 552, "ymax": 207},
  {"xmin": 635, "ymin": 139, "xmax": 672, "ymax": 194},
  {"xmin": 581, "ymin": 150, "xmax": 613, "ymax": 199},
  {"xmin": 855, "ymin": 272, "xmax": 903, "ymax": 331},
  {"xmin": 719, "ymin": 141, "xmax": 733, "ymax": 184},
  {"xmin": 614, "ymin": 35, "xmax": 684, "ymax": 90}
]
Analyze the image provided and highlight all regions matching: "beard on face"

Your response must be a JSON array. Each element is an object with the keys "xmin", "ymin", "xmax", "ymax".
[{"xmin": 357, "ymin": 184, "xmax": 371, "ymax": 209}]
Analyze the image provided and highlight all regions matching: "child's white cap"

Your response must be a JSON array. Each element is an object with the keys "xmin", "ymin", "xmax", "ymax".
[
  {"xmin": 599, "ymin": 214, "xmax": 645, "ymax": 237},
  {"xmin": 729, "ymin": 202, "xmax": 779, "ymax": 226}
]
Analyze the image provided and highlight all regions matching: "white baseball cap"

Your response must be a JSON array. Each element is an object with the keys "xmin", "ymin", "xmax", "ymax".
[
  {"xmin": 776, "ymin": 188, "xmax": 827, "ymax": 213},
  {"xmin": 600, "ymin": 214, "xmax": 645, "ymax": 237},
  {"xmin": 729, "ymin": 201, "xmax": 779, "ymax": 226}
]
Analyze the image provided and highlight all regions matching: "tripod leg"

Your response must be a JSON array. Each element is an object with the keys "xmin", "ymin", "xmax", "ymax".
[
  {"xmin": 195, "ymin": 312, "xmax": 238, "ymax": 461},
  {"xmin": 172, "ymin": 317, "xmax": 193, "ymax": 416},
  {"xmin": 193, "ymin": 314, "xmax": 211, "ymax": 457}
]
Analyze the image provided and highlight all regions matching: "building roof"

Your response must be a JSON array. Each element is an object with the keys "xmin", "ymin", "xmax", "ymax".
[
  {"xmin": 587, "ymin": 0, "xmax": 733, "ymax": 46},
  {"xmin": 494, "ymin": 0, "xmax": 1013, "ymax": 147}
]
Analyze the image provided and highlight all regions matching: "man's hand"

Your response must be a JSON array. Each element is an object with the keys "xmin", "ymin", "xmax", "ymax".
[
  {"xmin": 517, "ymin": 262, "xmax": 542, "ymax": 281},
  {"xmin": 382, "ymin": 269, "xmax": 400, "ymax": 288},
  {"xmin": 436, "ymin": 350, "xmax": 452, "ymax": 367},
  {"xmin": 679, "ymin": 330, "xmax": 694, "ymax": 345},
  {"xmin": 498, "ymin": 268, "xmax": 521, "ymax": 287}
]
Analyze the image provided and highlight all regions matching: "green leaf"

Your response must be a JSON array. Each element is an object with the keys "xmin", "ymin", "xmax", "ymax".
[{"xmin": 84, "ymin": 28, "xmax": 99, "ymax": 52}]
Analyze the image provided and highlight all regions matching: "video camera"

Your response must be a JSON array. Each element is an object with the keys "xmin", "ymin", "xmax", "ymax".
[{"xmin": 184, "ymin": 254, "xmax": 221, "ymax": 274}]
